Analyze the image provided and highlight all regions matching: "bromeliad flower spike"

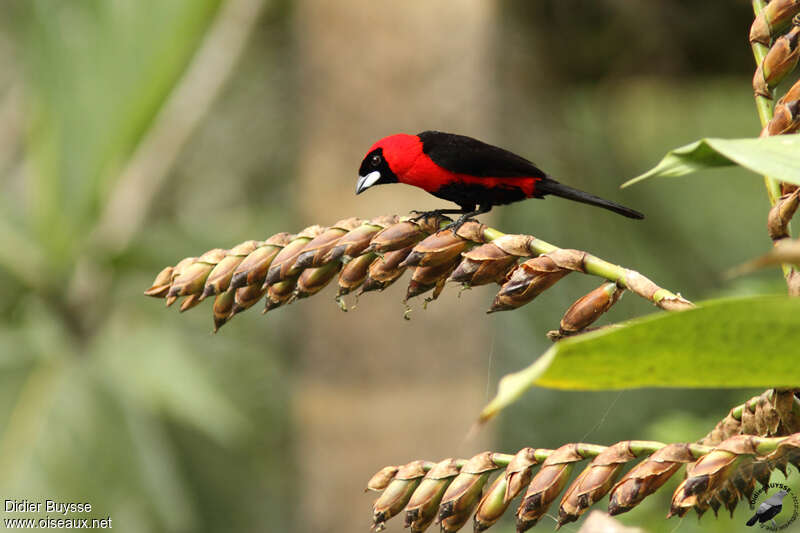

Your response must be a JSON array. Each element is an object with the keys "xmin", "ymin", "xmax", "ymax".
[{"xmin": 144, "ymin": 215, "xmax": 691, "ymax": 332}]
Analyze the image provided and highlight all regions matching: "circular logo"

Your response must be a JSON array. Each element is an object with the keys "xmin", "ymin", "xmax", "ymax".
[{"xmin": 748, "ymin": 483, "xmax": 799, "ymax": 531}]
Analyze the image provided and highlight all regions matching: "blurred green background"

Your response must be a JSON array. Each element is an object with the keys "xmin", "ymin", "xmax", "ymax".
[{"xmin": 0, "ymin": 1, "xmax": 796, "ymax": 532}]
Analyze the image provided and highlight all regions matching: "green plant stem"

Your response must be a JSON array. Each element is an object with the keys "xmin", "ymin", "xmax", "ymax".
[
  {"xmin": 754, "ymin": 435, "xmax": 794, "ymax": 455},
  {"xmin": 397, "ymin": 441, "xmax": 720, "ymax": 480},
  {"xmin": 482, "ymin": 227, "xmax": 693, "ymax": 311},
  {"xmin": 751, "ymin": 0, "xmax": 795, "ymax": 283}
]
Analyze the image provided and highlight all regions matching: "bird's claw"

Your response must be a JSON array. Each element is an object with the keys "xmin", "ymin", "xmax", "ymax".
[
  {"xmin": 408, "ymin": 210, "xmax": 451, "ymax": 223},
  {"xmin": 440, "ymin": 215, "xmax": 475, "ymax": 235}
]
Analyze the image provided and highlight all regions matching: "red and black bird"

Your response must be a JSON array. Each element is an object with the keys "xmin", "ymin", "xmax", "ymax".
[{"xmin": 356, "ymin": 131, "xmax": 643, "ymax": 229}]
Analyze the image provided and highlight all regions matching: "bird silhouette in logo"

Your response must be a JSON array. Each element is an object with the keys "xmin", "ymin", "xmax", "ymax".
[{"xmin": 747, "ymin": 489, "xmax": 788, "ymax": 528}]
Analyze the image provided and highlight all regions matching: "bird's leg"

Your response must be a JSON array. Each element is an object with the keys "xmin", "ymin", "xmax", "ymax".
[
  {"xmin": 771, "ymin": 519, "xmax": 777, "ymax": 528},
  {"xmin": 408, "ymin": 208, "xmax": 467, "ymax": 223},
  {"xmin": 443, "ymin": 204, "xmax": 493, "ymax": 234}
]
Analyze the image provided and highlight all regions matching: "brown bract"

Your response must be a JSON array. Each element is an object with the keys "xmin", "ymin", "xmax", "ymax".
[
  {"xmin": 768, "ymin": 189, "xmax": 800, "ymax": 240},
  {"xmin": 230, "ymin": 232, "xmax": 292, "ymax": 289},
  {"xmin": 474, "ymin": 448, "xmax": 541, "ymax": 532},
  {"xmin": 437, "ymin": 452, "xmax": 499, "ymax": 533},
  {"xmin": 404, "ymin": 458, "xmax": 460, "ymax": 533},
  {"xmin": 405, "ymin": 257, "xmax": 461, "ymax": 301},
  {"xmin": 295, "ymin": 262, "xmax": 341, "ymax": 299},
  {"xmin": 168, "ymin": 248, "xmax": 227, "ymax": 299},
  {"xmin": 609, "ymin": 443, "xmax": 695, "ymax": 516},
  {"xmin": 488, "ymin": 254, "xmax": 576, "ymax": 313},
  {"xmin": 201, "ymin": 240, "xmax": 259, "ymax": 299},
  {"xmin": 669, "ymin": 435, "xmax": 761, "ymax": 518},
  {"xmin": 449, "ymin": 242, "xmax": 519, "ymax": 286},
  {"xmin": 265, "ymin": 278, "xmax": 298, "ymax": 312},
  {"xmin": 516, "ymin": 444, "xmax": 583, "ymax": 532},
  {"xmin": 232, "ymin": 284, "xmax": 267, "ymax": 315},
  {"xmin": 751, "ymin": 0, "xmax": 800, "ymax": 45},
  {"xmin": 366, "ymin": 465, "xmax": 400, "ymax": 492},
  {"xmin": 764, "ymin": 432, "xmax": 800, "ymax": 475},
  {"xmin": 372, "ymin": 460, "xmax": 427, "ymax": 531},
  {"xmin": 144, "ymin": 266, "xmax": 174, "ymax": 297},
  {"xmin": 763, "ymin": 26, "xmax": 800, "ymax": 89},
  {"xmin": 559, "ymin": 282, "xmax": 623, "ymax": 336},
  {"xmin": 337, "ymin": 253, "xmax": 376, "ymax": 296},
  {"xmin": 557, "ymin": 442, "xmax": 637, "ymax": 526},
  {"xmin": 360, "ymin": 246, "xmax": 414, "ymax": 293},
  {"xmin": 294, "ymin": 217, "xmax": 363, "ymax": 269},
  {"xmin": 763, "ymin": 100, "xmax": 800, "ymax": 136},
  {"xmin": 401, "ymin": 229, "xmax": 471, "ymax": 269},
  {"xmin": 323, "ymin": 218, "xmax": 395, "ymax": 264},
  {"xmin": 365, "ymin": 221, "xmax": 428, "ymax": 254},
  {"xmin": 212, "ymin": 290, "xmax": 235, "ymax": 332},
  {"xmin": 264, "ymin": 226, "xmax": 325, "ymax": 285}
]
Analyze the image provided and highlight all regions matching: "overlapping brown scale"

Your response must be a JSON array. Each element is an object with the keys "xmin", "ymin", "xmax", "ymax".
[
  {"xmin": 763, "ymin": 99, "xmax": 800, "ymax": 137},
  {"xmin": 489, "ymin": 250, "xmax": 587, "ymax": 313},
  {"xmin": 756, "ymin": 392, "xmax": 783, "ymax": 435},
  {"xmin": 754, "ymin": 24, "xmax": 800, "ymax": 97},
  {"xmin": 751, "ymin": 0, "xmax": 800, "ymax": 46},
  {"xmin": 212, "ymin": 289, "xmax": 236, "ymax": 332},
  {"xmin": 201, "ymin": 240, "xmax": 260, "ymax": 299},
  {"xmin": 609, "ymin": 443, "xmax": 698, "ymax": 516},
  {"xmin": 404, "ymin": 458, "xmax": 461, "ymax": 533},
  {"xmin": 701, "ymin": 409, "xmax": 742, "ymax": 446},
  {"xmin": 437, "ymin": 452, "xmax": 500, "ymax": 533},
  {"xmin": 293, "ymin": 217, "xmax": 363, "ymax": 269},
  {"xmin": 372, "ymin": 460, "xmax": 428, "ymax": 532},
  {"xmin": 516, "ymin": 444, "xmax": 584, "ymax": 532},
  {"xmin": 231, "ymin": 284, "xmax": 267, "ymax": 316},
  {"xmin": 557, "ymin": 441, "xmax": 638, "ymax": 526},
  {"xmin": 404, "ymin": 256, "xmax": 462, "ymax": 302},
  {"xmin": 557, "ymin": 282, "xmax": 624, "ymax": 337},
  {"xmin": 179, "ymin": 293, "xmax": 202, "ymax": 312},
  {"xmin": 167, "ymin": 249, "xmax": 227, "ymax": 300},
  {"xmin": 474, "ymin": 448, "xmax": 541, "ymax": 532},
  {"xmin": 324, "ymin": 217, "xmax": 396, "ymax": 264},
  {"xmin": 449, "ymin": 242, "xmax": 519, "ymax": 287},
  {"xmin": 400, "ymin": 229, "xmax": 472, "ymax": 269},
  {"xmin": 294, "ymin": 261, "xmax": 342, "ymax": 299},
  {"xmin": 264, "ymin": 278, "xmax": 298, "ymax": 312},
  {"xmin": 264, "ymin": 226, "xmax": 325, "ymax": 286},
  {"xmin": 768, "ymin": 188, "xmax": 800, "ymax": 240},
  {"xmin": 714, "ymin": 483, "xmax": 740, "ymax": 518},
  {"xmin": 230, "ymin": 233, "xmax": 293, "ymax": 289},
  {"xmin": 337, "ymin": 253, "xmax": 377, "ymax": 296},
  {"xmin": 144, "ymin": 266, "xmax": 174, "ymax": 297},
  {"xmin": 365, "ymin": 221, "xmax": 429, "ymax": 254},
  {"xmin": 669, "ymin": 435, "xmax": 760, "ymax": 518},
  {"xmin": 763, "ymin": 432, "xmax": 800, "ymax": 476},
  {"xmin": 366, "ymin": 465, "xmax": 400, "ymax": 492},
  {"xmin": 360, "ymin": 246, "xmax": 414, "ymax": 293},
  {"xmin": 774, "ymin": 389, "xmax": 800, "ymax": 434}
]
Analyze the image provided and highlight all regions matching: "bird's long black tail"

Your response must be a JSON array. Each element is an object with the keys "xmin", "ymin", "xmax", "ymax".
[
  {"xmin": 746, "ymin": 514, "xmax": 759, "ymax": 526},
  {"xmin": 538, "ymin": 178, "xmax": 644, "ymax": 220}
]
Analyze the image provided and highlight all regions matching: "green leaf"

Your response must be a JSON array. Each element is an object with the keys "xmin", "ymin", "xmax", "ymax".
[
  {"xmin": 479, "ymin": 296, "xmax": 800, "ymax": 423},
  {"xmin": 622, "ymin": 135, "xmax": 800, "ymax": 188}
]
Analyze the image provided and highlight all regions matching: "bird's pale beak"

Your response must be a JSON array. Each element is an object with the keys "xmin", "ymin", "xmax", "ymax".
[{"xmin": 356, "ymin": 171, "xmax": 381, "ymax": 195}]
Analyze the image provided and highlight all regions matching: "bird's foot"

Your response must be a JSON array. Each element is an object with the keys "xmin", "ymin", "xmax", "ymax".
[
  {"xmin": 408, "ymin": 210, "xmax": 453, "ymax": 223},
  {"xmin": 441, "ymin": 215, "xmax": 477, "ymax": 235}
]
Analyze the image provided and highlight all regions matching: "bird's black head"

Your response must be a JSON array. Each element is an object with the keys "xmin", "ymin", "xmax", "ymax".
[{"xmin": 356, "ymin": 148, "xmax": 398, "ymax": 195}]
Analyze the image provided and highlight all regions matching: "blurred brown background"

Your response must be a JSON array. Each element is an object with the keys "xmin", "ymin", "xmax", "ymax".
[{"xmin": 0, "ymin": 1, "xmax": 796, "ymax": 532}]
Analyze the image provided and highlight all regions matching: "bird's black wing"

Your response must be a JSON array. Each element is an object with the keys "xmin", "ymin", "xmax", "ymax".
[{"xmin": 417, "ymin": 131, "xmax": 546, "ymax": 178}]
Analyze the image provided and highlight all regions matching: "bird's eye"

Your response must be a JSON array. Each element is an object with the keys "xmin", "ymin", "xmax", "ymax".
[{"xmin": 371, "ymin": 154, "xmax": 382, "ymax": 167}]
